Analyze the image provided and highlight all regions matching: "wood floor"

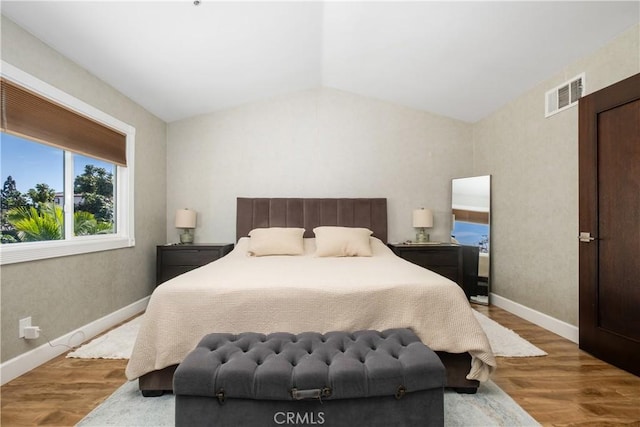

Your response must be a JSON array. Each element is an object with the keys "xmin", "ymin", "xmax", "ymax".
[{"xmin": 1, "ymin": 304, "xmax": 639, "ymax": 426}]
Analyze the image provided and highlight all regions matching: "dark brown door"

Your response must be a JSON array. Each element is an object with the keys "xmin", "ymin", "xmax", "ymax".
[{"xmin": 578, "ymin": 73, "xmax": 640, "ymax": 376}]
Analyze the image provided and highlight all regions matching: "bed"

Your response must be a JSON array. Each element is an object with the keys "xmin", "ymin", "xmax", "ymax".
[{"xmin": 126, "ymin": 198, "xmax": 496, "ymax": 395}]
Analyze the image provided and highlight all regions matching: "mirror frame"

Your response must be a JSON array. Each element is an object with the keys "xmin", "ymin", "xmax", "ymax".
[{"xmin": 451, "ymin": 175, "xmax": 491, "ymax": 305}]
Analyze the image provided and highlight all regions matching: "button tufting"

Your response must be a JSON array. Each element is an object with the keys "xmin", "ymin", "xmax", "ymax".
[{"xmin": 178, "ymin": 329, "xmax": 445, "ymax": 406}]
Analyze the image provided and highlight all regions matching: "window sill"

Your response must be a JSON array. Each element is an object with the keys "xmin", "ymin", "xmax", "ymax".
[{"xmin": 0, "ymin": 236, "xmax": 135, "ymax": 265}]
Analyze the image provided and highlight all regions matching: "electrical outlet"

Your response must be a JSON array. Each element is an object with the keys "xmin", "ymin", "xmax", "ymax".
[{"xmin": 19, "ymin": 317, "xmax": 32, "ymax": 338}]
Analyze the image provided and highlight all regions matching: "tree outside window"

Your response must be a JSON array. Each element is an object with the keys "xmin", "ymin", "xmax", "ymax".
[{"xmin": 0, "ymin": 133, "xmax": 116, "ymax": 243}]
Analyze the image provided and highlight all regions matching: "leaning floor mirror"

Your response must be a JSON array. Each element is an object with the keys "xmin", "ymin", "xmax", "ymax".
[{"xmin": 451, "ymin": 175, "xmax": 491, "ymax": 305}]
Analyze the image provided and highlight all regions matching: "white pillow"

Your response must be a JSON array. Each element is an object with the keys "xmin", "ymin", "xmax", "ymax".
[
  {"xmin": 248, "ymin": 227, "xmax": 305, "ymax": 256},
  {"xmin": 313, "ymin": 226, "xmax": 373, "ymax": 257}
]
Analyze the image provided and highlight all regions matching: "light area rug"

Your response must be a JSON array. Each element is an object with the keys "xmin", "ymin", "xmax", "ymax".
[
  {"xmin": 472, "ymin": 311, "xmax": 547, "ymax": 357},
  {"xmin": 77, "ymin": 378, "xmax": 539, "ymax": 426},
  {"xmin": 68, "ymin": 310, "xmax": 546, "ymax": 360},
  {"xmin": 67, "ymin": 316, "xmax": 143, "ymax": 359}
]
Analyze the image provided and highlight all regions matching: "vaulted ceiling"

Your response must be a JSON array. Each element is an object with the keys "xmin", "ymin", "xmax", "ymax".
[{"xmin": 2, "ymin": 1, "xmax": 638, "ymax": 123}]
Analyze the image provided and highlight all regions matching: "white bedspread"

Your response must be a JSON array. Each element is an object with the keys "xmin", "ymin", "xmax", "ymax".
[{"xmin": 126, "ymin": 238, "xmax": 496, "ymax": 381}]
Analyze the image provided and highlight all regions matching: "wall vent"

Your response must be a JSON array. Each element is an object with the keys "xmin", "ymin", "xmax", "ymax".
[{"xmin": 545, "ymin": 73, "xmax": 585, "ymax": 117}]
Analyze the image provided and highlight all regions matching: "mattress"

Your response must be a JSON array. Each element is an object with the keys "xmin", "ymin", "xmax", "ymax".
[{"xmin": 125, "ymin": 238, "xmax": 496, "ymax": 382}]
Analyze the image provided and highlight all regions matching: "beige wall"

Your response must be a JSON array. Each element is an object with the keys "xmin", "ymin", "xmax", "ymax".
[
  {"xmin": 167, "ymin": 88, "xmax": 473, "ymax": 245},
  {"xmin": 0, "ymin": 17, "xmax": 167, "ymax": 362},
  {"xmin": 472, "ymin": 24, "xmax": 640, "ymax": 325}
]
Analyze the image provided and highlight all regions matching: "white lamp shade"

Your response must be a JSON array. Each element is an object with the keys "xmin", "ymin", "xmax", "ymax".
[
  {"xmin": 175, "ymin": 209, "xmax": 197, "ymax": 228},
  {"xmin": 413, "ymin": 208, "xmax": 433, "ymax": 228}
]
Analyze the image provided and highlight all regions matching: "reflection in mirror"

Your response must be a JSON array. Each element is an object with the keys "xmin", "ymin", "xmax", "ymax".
[{"xmin": 451, "ymin": 175, "xmax": 491, "ymax": 305}]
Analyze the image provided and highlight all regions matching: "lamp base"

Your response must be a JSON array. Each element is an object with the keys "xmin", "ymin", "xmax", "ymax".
[
  {"xmin": 415, "ymin": 229, "xmax": 430, "ymax": 243},
  {"xmin": 180, "ymin": 230, "xmax": 194, "ymax": 244}
]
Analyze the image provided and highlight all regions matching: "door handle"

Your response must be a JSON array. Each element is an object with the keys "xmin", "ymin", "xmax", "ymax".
[{"xmin": 578, "ymin": 232, "xmax": 596, "ymax": 242}]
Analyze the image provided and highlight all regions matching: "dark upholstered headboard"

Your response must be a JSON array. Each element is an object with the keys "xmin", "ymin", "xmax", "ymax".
[{"xmin": 237, "ymin": 198, "xmax": 388, "ymax": 243}]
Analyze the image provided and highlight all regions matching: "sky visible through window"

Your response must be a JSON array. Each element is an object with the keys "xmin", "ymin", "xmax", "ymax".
[
  {"xmin": 452, "ymin": 220, "xmax": 489, "ymax": 252},
  {"xmin": 1, "ymin": 132, "xmax": 113, "ymax": 193}
]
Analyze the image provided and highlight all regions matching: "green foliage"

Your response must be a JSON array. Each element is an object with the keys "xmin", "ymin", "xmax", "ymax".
[
  {"xmin": 75, "ymin": 165, "xmax": 114, "ymax": 222},
  {"xmin": 76, "ymin": 193, "xmax": 113, "ymax": 223},
  {"xmin": 27, "ymin": 183, "xmax": 56, "ymax": 206},
  {"xmin": 6, "ymin": 203, "xmax": 63, "ymax": 242},
  {"xmin": 1, "ymin": 176, "xmax": 28, "ymax": 210},
  {"xmin": 5, "ymin": 202, "xmax": 113, "ymax": 242},
  {"xmin": 1, "ymin": 176, "xmax": 29, "ymax": 237},
  {"xmin": 1, "ymin": 164, "xmax": 115, "ymax": 243},
  {"xmin": 74, "ymin": 211, "xmax": 113, "ymax": 236},
  {"xmin": 0, "ymin": 233, "xmax": 18, "ymax": 243}
]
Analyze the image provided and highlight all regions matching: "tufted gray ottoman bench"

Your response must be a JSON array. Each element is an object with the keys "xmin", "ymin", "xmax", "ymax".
[{"xmin": 174, "ymin": 328, "xmax": 445, "ymax": 427}]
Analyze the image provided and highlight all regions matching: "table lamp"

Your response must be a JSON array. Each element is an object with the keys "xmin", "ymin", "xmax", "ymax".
[
  {"xmin": 175, "ymin": 208, "xmax": 197, "ymax": 244},
  {"xmin": 413, "ymin": 208, "xmax": 433, "ymax": 243}
]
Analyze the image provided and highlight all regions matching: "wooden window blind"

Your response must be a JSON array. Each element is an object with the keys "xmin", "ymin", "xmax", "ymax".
[
  {"xmin": 0, "ymin": 78, "xmax": 126, "ymax": 166},
  {"xmin": 452, "ymin": 208, "xmax": 489, "ymax": 224}
]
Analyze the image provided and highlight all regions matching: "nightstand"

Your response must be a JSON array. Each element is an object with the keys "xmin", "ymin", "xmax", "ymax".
[
  {"xmin": 388, "ymin": 243, "xmax": 463, "ymax": 288},
  {"xmin": 156, "ymin": 243, "xmax": 234, "ymax": 286}
]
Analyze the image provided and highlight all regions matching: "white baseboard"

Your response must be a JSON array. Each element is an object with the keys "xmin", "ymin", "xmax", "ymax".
[
  {"xmin": 0, "ymin": 296, "xmax": 149, "ymax": 385},
  {"xmin": 490, "ymin": 293, "xmax": 579, "ymax": 343}
]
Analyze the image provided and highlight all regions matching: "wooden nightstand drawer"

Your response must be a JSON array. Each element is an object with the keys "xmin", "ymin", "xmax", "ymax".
[
  {"xmin": 156, "ymin": 244, "xmax": 233, "ymax": 285},
  {"xmin": 161, "ymin": 265, "xmax": 200, "ymax": 282},
  {"xmin": 428, "ymin": 266, "xmax": 460, "ymax": 281},
  {"xmin": 400, "ymin": 250, "xmax": 458, "ymax": 267},
  {"xmin": 388, "ymin": 243, "xmax": 462, "ymax": 287},
  {"xmin": 162, "ymin": 249, "xmax": 221, "ymax": 266}
]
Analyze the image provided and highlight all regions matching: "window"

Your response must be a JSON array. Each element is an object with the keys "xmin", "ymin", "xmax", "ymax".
[
  {"xmin": 0, "ymin": 62, "xmax": 135, "ymax": 265},
  {"xmin": 0, "ymin": 135, "xmax": 118, "ymax": 243}
]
